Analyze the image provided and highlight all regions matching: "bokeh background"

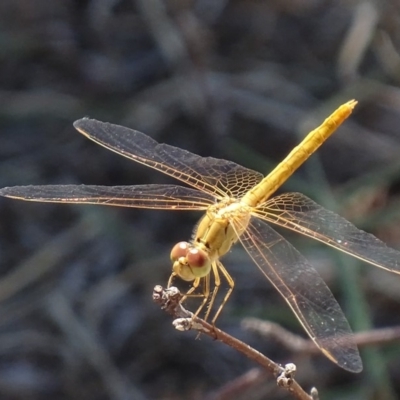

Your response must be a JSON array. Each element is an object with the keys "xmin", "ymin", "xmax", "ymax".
[{"xmin": 1, "ymin": 0, "xmax": 400, "ymax": 399}]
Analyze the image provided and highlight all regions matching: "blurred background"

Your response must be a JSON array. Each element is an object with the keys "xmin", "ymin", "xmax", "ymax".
[{"xmin": 1, "ymin": 0, "xmax": 400, "ymax": 399}]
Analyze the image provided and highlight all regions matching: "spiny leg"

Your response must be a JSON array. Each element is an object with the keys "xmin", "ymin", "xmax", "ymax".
[
  {"xmin": 190, "ymin": 274, "xmax": 210, "ymax": 319},
  {"xmin": 167, "ymin": 272, "xmax": 177, "ymax": 288},
  {"xmin": 168, "ymin": 272, "xmax": 214, "ymax": 320},
  {"xmin": 203, "ymin": 261, "xmax": 222, "ymax": 322},
  {"xmin": 178, "ymin": 276, "xmax": 210, "ymax": 318},
  {"xmin": 180, "ymin": 277, "xmax": 201, "ymax": 300},
  {"xmin": 211, "ymin": 261, "xmax": 235, "ymax": 324},
  {"xmin": 168, "ymin": 271, "xmax": 210, "ymax": 318}
]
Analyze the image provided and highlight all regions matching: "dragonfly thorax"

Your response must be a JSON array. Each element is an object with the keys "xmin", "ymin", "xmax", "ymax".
[
  {"xmin": 168, "ymin": 197, "xmax": 250, "ymax": 280},
  {"xmin": 170, "ymin": 241, "xmax": 211, "ymax": 281},
  {"xmin": 193, "ymin": 200, "xmax": 251, "ymax": 259}
]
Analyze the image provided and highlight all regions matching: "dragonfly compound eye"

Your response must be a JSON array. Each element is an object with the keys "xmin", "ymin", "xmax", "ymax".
[
  {"xmin": 170, "ymin": 241, "xmax": 190, "ymax": 262},
  {"xmin": 187, "ymin": 248, "xmax": 207, "ymax": 268},
  {"xmin": 171, "ymin": 243, "xmax": 211, "ymax": 281}
]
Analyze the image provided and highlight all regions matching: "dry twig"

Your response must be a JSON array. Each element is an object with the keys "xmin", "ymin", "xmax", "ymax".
[{"xmin": 153, "ymin": 285, "xmax": 314, "ymax": 400}]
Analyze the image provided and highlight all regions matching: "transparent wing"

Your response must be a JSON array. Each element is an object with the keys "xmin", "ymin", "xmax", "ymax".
[
  {"xmin": 233, "ymin": 215, "xmax": 362, "ymax": 372},
  {"xmin": 74, "ymin": 118, "xmax": 263, "ymax": 199},
  {"xmin": 0, "ymin": 184, "xmax": 214, "ymax": 210},
  {"xmin": 255, "ymin": 192, "xmax": 400, "ymax": 274}
]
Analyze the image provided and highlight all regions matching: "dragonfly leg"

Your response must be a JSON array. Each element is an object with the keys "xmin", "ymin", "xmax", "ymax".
[
  {"xmin": 192, "ymin": 274, "xmax": 210, "ymax": 319},
  {"xmin": 203, "ymin": 261, "xmax": 221, "ymax": 322},
  {"xmin": 181, "ymin": 277, "xmax": 201, "ymax": 300},
  {"xmin": 167, "ymin": 272, "xmax": 177, "ymax": 288},
  {"xmin": 167, "ymin": 273, "xmax": 221, "ymax": 322},
  {"xmin": 211, "ymin": 261, "xmax": 234, "ymax": 324},
  {"xmin": 181, "ymin": 276, "xmax": 210, "ymax": 320}
]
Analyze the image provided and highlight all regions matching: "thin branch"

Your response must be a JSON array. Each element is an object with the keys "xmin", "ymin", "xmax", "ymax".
[{"xmin": 153, "ymin": 285, "xmax": 314, "ymax": 400}]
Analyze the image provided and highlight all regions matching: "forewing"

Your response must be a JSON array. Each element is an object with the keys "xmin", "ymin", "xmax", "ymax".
[
  {"xmin": 74, "ymin": 118, "xmax": 263, "ymax": 199},
  {"xmin": 0, "ymin": 184, "xmax": 214, "ymax": 210},
  {"xmin": 233, "ymin": 215, "xmax": 362, "ymax": 372},
  {"xmin": 256, "ymin": 192, "xmax": 400, "ymax": 274}
]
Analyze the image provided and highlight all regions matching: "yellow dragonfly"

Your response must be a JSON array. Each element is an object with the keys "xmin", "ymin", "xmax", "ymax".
[{"xmin": 2, "ymin": 100, "xmax": 400, "ymax": 373}]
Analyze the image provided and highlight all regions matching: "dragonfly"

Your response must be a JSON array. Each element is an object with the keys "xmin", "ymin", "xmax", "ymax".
[{"xmin": 2, "ymin": 100, "xmax": 400, "ymax": 373}]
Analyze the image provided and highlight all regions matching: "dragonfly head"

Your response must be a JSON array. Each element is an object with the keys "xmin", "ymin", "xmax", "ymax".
[{"xmin": 170, "ymin": 241, "xmax": 211, "ymax": 281}]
